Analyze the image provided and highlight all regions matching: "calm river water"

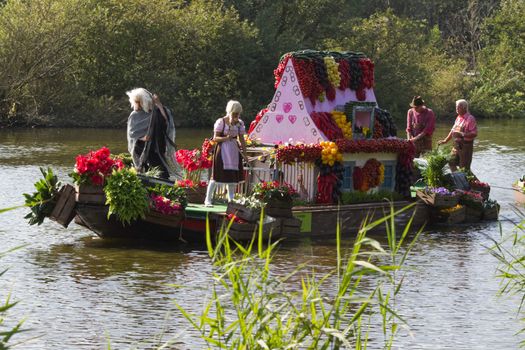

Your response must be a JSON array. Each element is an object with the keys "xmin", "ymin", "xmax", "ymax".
[{"xmin": 1, "ymin": 120, "xmax": 525, "ymax": 349}]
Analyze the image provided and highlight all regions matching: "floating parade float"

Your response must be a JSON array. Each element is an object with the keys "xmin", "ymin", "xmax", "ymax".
[{"xmin": 24, "ymin": 50, "xmax": 499, "ymax": 242}]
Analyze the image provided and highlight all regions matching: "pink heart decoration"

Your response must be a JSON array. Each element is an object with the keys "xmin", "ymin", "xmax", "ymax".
[
  {"xmin": 283, "ymin": 102, "xmax": 292, "ymax": 113},
  {"xmin": 275, "ymin": 114, "xmax": 284, "ymax": 123},
  {"xmin": 288, "ymin": 114, "xmax": 297, "ymax": 124}
]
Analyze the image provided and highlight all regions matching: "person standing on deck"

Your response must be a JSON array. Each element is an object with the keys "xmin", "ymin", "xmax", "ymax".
[
  {"xmin": 406, "ymin": 95, "xmax": 436, "ymax": 157},
  {"xmin": 204, "ymin": 100, "xmax": 248, "ymax": 207},
  {"xmin": 126, "ymin": 88, "xmax": 176, "ymax": 179},
  {"xmin": 438, "ymin": 99, "xmax": 478, "ymax": 171}
]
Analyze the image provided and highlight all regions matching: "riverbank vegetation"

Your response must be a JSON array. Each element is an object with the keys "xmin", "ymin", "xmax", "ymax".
[{"xmin": 0, "ymin": 0, "xmax": 523, "ymax": 128}]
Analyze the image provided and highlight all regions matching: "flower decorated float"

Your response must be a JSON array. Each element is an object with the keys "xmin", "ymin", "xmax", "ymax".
[{"xmin": 242, "ymin": 50, "xmax": 424, "ymax": 236}]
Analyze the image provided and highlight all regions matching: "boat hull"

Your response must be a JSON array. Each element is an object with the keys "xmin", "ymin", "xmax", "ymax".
[
  {"xmin": 75, "ymin": 204, "xmax": 188, "ymax": 241},
  {"xmin": 290, "ymin": 200, "xmax": 427, "ymax": 238}
]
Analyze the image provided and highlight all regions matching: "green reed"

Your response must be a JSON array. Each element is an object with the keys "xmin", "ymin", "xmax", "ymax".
[
  {"xmin": 488, "ymin": 206, "xmax": 525, "ymax": 347},
  {"xmin": 0, "ymin": 243, "xmax": 26, "ymax": 350},
  {"xmin": 172, "ymin": 203, "xmax": 423, "ymax": 349}
]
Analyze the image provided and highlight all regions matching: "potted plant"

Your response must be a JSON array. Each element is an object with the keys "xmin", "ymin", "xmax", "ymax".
[
  {"xmin": 417, "ymin": 187, "xmax": 459, "ymax": 208},
  {"xmin": 252, "ymin": 181, "xmax": 298, "ymax": 217},
  {"xmin": 70, "ymin": 147, "xmax": 124, "ymax": 204},
  {"xmin": 227, "ymin": 195, "xmax": 264, "ymax": 222},
  {"xmin": 469, "ymin": 179, "xmax": 490, "ymax": 200},
  {"xmin": 482, "ymin": 199, "xmax": 500, "ymax": 221},
  {"xmin": 457, "ymin": 190, "xmax": 484, "ymax": 221}
]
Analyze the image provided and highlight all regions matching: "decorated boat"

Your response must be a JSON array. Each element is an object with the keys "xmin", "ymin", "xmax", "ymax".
[{"xmin": 24, "ymin": 50, "xmax": 499, "ymax": 243}]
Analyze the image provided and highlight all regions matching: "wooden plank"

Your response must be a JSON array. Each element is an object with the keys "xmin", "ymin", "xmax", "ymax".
[{"xmin": 49, "ymin": 184, "xmax": 77, "ymax": 228}]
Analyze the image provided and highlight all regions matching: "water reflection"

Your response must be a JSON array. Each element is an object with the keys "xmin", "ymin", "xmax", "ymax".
[{"xmin": 0, "ymin": 121, "xmax": 525, "ymax": 349}]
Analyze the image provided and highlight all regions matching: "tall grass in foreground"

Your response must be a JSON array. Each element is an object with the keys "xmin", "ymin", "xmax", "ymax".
[
  {"xmin": 0, "ymin": 205, "xmax": 26, "ymax": 349},
  {"xmin": 489, "ymin": 206, "xmax": 525, "ymax": 347},
  {"xmin": 170, "ymin": 203, "xmax": 422, "ymax": 349}
]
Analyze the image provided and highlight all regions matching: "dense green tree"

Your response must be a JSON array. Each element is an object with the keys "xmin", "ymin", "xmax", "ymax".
[
  {"xmin": 0, "ymin": 0, "xmax": 88, "ymax": 126},
  {"xmin": 470, "ymin": 0, "xmax": 525, "ymax": 118},
  {"xmin": 326, "ymin": 10, "xmax": 467, "ymax": 119},
  {"xmin": 0, "ymin": 0, "xmax": 522, "ymax": 126}
]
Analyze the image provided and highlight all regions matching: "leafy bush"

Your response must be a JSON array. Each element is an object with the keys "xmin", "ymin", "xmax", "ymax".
[
  {"xmin": 23, "ymin": 167, "xmax": 60, "ymax": 225},
  {"xmin": 104, "ymin": 168, "xmax": 149, "ymax": 225}
]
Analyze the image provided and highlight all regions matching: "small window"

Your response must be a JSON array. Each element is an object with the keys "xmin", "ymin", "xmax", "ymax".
[
  {"xmin": 342, "ymin": 161, "xmax": 356, "ymax": 190},
  {"xmin": 352, "ymin": 106, "xmax": 375, "ymax": 139},
  {"xmin": 380, "ymin": 160, "xmax": 396, "ymax": 191}
]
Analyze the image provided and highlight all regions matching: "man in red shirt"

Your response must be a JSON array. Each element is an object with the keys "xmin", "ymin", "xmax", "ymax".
[
  {"xmin": 438, "ymin": 99, "xmax": 478, "ymax": 171},
  {"xmin": 406, "ymin": 96, "xmax": 436, "ymax": 157}
]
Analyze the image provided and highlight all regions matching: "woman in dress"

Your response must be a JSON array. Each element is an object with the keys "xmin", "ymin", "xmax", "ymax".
[{"xmin": 204, "ymin": 100, "xmax": 248, "ymax": 206}]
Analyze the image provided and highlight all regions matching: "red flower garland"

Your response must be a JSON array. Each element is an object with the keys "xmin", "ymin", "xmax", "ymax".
[
  {"xmin": 316, "ymin": 173, "xmax": 338, "ymax": 204},
  {"xmin": 310, "ymin": 112, "xmax": 344, "ymax": 141},
  {"xmin": 248, "ymin": 108, "xmax": 268, "ymax": 134},
  {"xmin": 338, "ymin": 59, "xmax": 350, "ymax": 90},
  {"xmin": 373, "ymin": 119, "xmax": 383, "ymax": 139},
  {"xmin": 273, "ymin": 54, "xmax": 291, "ymax": 88},
  {"xmin": 275, "ymin": 143, "xmax": 323, "ymax": 164}
]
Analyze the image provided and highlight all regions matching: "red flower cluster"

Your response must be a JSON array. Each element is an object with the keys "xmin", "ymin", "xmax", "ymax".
[
  {"xmin": 293, "ymin": 59, "xmax": 318, "ymax": 104},
  {"xmin": 201, "ymin": 138, "xmax": 214, "ymax": 159},
  {"xmin": 275, "ymin": 144, "xmax": 323, "ymax": 164},
  {"xmin": 470, "ymin": 179, "xmax": 489, "ymax": 188},
  {"xmin": 353, "ymin": 158, "xmax": 384, "ymax": 192},
  {"xmin": 73, "ymin": 147, "xmax": 124, "ymax": 185},
  {"xmin": 175, "ymin": 179, "xmax": 207, "ymax": 188},
  {"xmin": 175, "ymin": 148, "xmax": 212, "ymax": 172},
  {"xmin": 252, "ymin": 181, "xmax": 298, "ymax": 201},
  {"xmin": 150, "ymin": 194, "xmax": 182, "ymax": 215},
  {"xmin": 226, "ymin": 213, "xmax": 246, "ymax": 224}
]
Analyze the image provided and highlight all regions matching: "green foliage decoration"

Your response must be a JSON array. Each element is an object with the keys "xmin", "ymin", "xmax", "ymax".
[
  {"xmin": 341, "ymin": 189, "xmax": 403, "ymax": 205},
  {"xmin": 104, "ymin": 168, "xmax": 149, "ymax": 225},
  {"xmin": 23, "ymin": 167, "xmax": 60, "ymax": 225},
  {"xmin": 419, "ymin": 147, "xmax": 450, "ymax": 188}
]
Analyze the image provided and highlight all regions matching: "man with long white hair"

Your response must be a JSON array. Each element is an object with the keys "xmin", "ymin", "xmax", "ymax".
[{"xmin": 126, "ymin": 88, "xmax": 177, "ymax": 178}]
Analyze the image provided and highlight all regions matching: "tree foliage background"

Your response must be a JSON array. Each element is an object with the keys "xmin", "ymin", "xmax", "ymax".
[{"xmin": 0, "ymin": 0, "xmax": 522, "ymax": 127}]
